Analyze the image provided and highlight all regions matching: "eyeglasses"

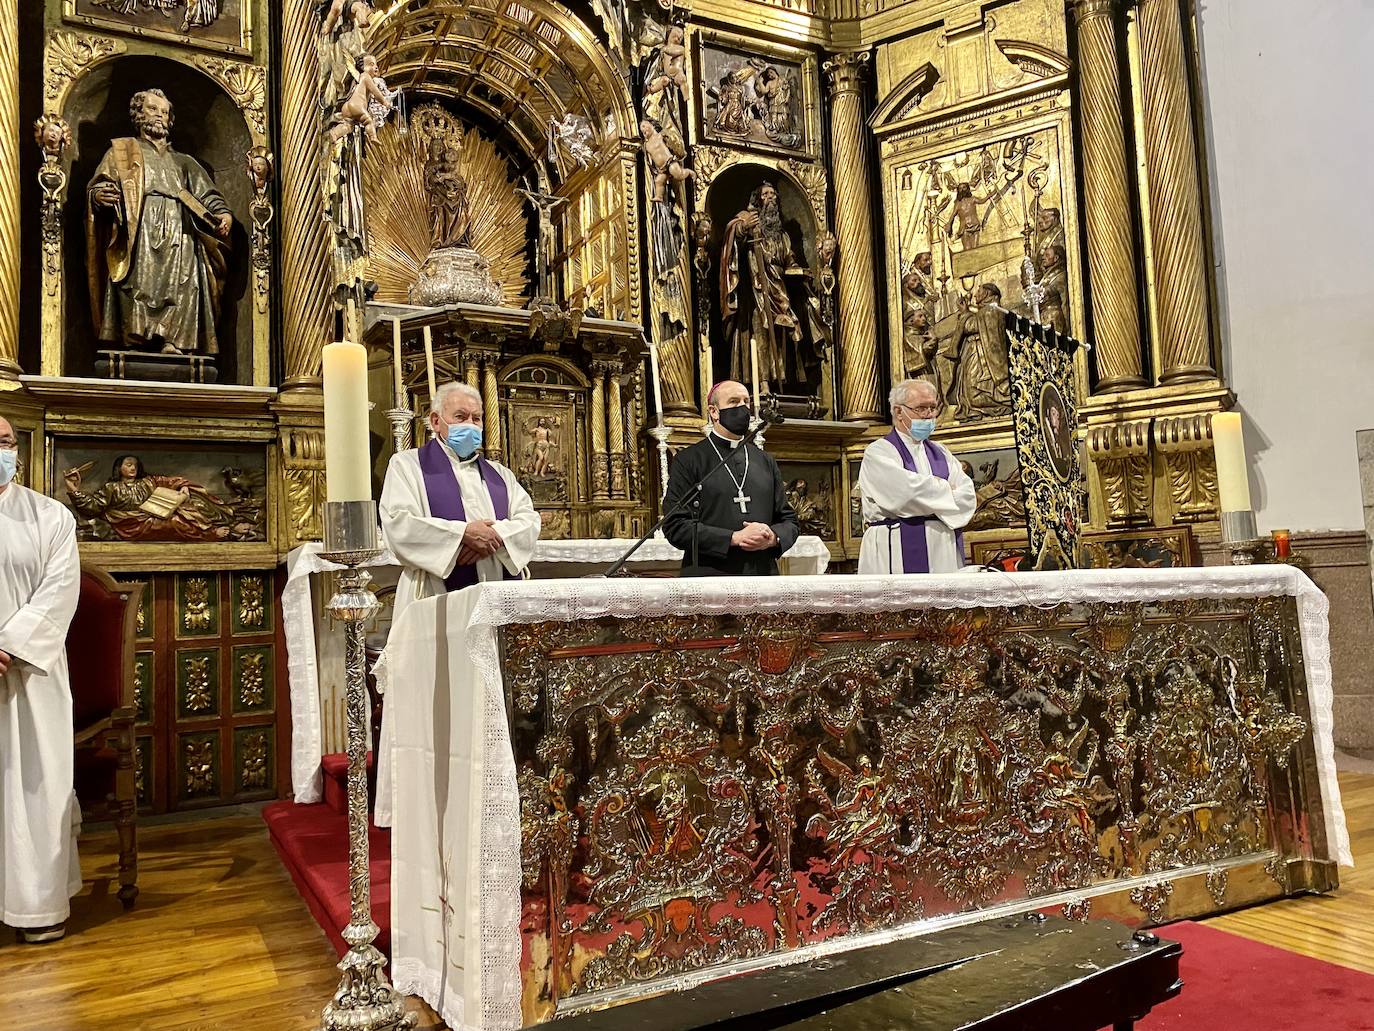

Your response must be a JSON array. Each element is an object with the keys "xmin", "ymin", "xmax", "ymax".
[{"xmin": 897, "ymin": 403, "xmax": 940, "ymax": 418}]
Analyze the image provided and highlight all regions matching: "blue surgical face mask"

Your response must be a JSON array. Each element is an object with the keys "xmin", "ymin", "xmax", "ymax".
[
  {"xmin": 906, "ymin": 418, "xmax": 936, "ymax": 442},
  {"xmin": 0, "ymin": 449, "xmax": 15, "ymax": 485},
  {"xmin": 443, "ymin": 421, "xmax": 483, "ymax": 459}
]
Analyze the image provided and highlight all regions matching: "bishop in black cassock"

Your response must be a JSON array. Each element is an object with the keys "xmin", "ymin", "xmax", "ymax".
[{"xmin": 663, "ymin": 380, "xmax": 800, "ymax": 576}]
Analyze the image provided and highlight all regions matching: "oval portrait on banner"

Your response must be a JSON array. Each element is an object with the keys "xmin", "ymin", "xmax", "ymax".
[{"xmin": 1038, "ymin": 381, "xmax": 1073, "ymax": 482}]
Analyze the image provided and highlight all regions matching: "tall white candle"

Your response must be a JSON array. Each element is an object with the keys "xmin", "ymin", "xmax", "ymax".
[
  {"xmin": 423, "ymin": 325, "xmax": 438, "ymax": 399},
  {"xmin": 749, "ymin": 335, "xmax": 761, "ymax": 412},
  {"xmin": 391, "ymin": 317, "xmax": 404, "ymax": 401},
  {"xmin": 322, "ymin": 341, "xmax": 372, "ymax": 502},
  {"xmin": 647, "ymin": 341, "xmax": 665, "ymax": 426},
  {"xmin": 1212, "ymin": 412, "xmax": 1252, "ymax": 513}
]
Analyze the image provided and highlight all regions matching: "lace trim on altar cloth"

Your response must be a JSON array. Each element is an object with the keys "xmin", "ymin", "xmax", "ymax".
[{"xmin": 462, "ymin": 564, "xmax": 1352, "ymax": 1030}]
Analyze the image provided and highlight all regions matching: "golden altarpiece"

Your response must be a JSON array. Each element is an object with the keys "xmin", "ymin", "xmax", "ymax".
[{"xmin": 0, "ymin": 0, "xmax": 1237, "ymax": 816}]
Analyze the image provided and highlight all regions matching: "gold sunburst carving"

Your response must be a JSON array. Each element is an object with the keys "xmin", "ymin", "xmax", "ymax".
[{"xmin": 364, "ymin": 109, "xmax": 530, "ymax": 306}]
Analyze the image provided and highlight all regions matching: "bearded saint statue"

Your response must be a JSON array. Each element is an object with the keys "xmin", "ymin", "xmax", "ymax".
[
  {"xmin": 719, "ymin": 182, "xmax": 828, "ymax": 394},
  {"xmin": 86, "ymin": 89, "xmax": 232, "ymax": 356}
]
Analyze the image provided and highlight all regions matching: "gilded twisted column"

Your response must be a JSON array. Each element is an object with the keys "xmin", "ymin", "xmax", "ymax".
[
  {"xmin": 278, "ymin": 0, "xmax": 333, "ymax": 388},
  {"xmin": 1072, "ymin": 0, "xmax": 1147, "ymax": 392},
  {"xmin": 1136, "ymin": 0, "xmax": 1215, "ymax": 383},
  {"xmin": 482, "ymin": 359, "xmax": 503, "ymax": 463},
  {"xmin": 824, "ymin": 51, "xmax": 883, "ymax": 422},
  {"xmin": 590, "ymin": 366, "xmax": 609, "ymax": 499},
  {"xmin": 607, "ymin": 373, "xmax": 626, "ymax": 497},
  {"xmin": 0, "ymin": 0, "xmax": 20, "ymax": 382}
]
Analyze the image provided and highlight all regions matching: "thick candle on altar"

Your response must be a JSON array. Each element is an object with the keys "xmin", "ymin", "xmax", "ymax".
[
  {"xmin": 1212, "ymin": 412, "xmax": 1252, "ymax": 512},
  {"xmin": 322, "ymin": 341, "xmax": 372, "ymax": 502},
  {"xmin": 391, "ymin": 317, "xmax": 405, "ymax": 400},
  {"xmin": 423, "ymin": 325, "xmax": 438, "ymax": 398},
  {"xmin": 647, "ymin": 341, "xmax": 665, "ymax": 425}
]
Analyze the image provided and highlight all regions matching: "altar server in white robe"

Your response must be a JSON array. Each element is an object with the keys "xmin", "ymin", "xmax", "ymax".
[
  {"xmin": 858, "ymin": 379, "xmax": 977, "ymax": 574},
  {"xmin": 374, "ymin": 382, "xmax": 541, "ymax": 823},
  {"xmin": 0, "ymin": 415, "xmax": 83, "ymax": 942}
]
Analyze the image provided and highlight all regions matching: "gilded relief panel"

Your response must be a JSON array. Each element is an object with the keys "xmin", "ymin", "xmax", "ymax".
[
  {"xmin": 65, "ymin": 0, "xmax": 252, "ymax": 55},
  {"xmin": 51, "ymin": 440, "xmax": 268, "ymax": 545},
  {"xmin": 879, "ymin": 106, "xmax": 1084, "ymax": 425},
  {"xmin": 693, "ymin": 30, "xmax": 821, "ymax": 161},
  {"xmin": 959, "ymin": 445, "xmax": 1026, "ymax": 532},
  {"xmin": 777, "ymin": 460, "xmax": 839, "ymax": 542}
]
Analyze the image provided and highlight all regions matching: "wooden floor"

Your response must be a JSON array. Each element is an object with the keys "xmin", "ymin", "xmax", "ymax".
[{"xmin": 3, "ymin": 773, "xmax": 1371, "ymax": 1030}]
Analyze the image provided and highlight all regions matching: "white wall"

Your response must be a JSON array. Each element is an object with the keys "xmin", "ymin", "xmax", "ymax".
[{"xmin": 1197, "ymin": 0, "xmax": 1374, "ymax": 532}]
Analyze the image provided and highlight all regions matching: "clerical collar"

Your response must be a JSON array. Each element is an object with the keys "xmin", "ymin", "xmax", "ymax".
[{"xmin": 708, "ymin": 428, "xmax": 743, "ymax": 450}]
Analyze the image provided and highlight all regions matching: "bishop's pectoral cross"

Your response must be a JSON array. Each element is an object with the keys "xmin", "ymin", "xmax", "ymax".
[{"xmin": 733, "ymin": 490, "xmax": 752, "ymax": 513}]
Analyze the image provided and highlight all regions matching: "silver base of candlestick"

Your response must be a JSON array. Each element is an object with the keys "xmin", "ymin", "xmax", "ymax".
[
  {"xmin": 1220, "ymin": 509, "xmax": 1266, "ymax": 566},
  {"xmin": 318, "ymin": 502, "xmax": 415, "ymax": 1031}
]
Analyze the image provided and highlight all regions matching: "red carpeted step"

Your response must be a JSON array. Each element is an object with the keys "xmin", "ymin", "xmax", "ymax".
[
  {"xmin": 320, "ymin": 751, "xmax": 373, "ymax": 817},
  {"xmin": 1140, "ymin": 921, "xmax": 1374, "ymax": 1029},
  {"xmin": 263, "ymin": 799, "xmax": 391, "ymax": 960}
]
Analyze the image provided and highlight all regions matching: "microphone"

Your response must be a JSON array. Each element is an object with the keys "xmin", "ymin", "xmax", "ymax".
[{"xmin": 754, "ymin": 408, "xmax": 785, "ymax": 429}]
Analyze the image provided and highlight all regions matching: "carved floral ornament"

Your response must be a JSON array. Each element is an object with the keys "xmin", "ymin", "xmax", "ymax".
[
  {"xmin": 42, "ymin": 31, "xmax": 268, "ymax": 145},
  {"xmin": 690, "ymin": 145, "xmax": 830, "ymax": 233}
]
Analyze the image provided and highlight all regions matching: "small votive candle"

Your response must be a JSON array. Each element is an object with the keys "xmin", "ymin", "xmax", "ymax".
[{"xmin": 1272, "ymin": 528, "xmax": 1292, "ymax": 559}]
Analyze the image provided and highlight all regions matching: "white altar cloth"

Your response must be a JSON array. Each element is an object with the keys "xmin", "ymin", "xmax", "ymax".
[
  {"xmin": 383, "ymin": 565, "xmax": 1352, "ymax": 1031},
  {"xmin": 283, "ymin": 536, "xmax": 830, "ymax": 802}
]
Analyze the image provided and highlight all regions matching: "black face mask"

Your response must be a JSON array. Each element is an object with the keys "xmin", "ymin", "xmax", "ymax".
[{"xmin": 717, "ymin": 405, "xmax": 752, "ymax": 436}]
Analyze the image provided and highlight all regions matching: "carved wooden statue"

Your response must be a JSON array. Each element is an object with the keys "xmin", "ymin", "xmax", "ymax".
[
  {"xmin": 720, "ymin": 182, "xmax": 828, "ymax": 394},
  {"xmin": 86, "ymin": 89, "xmax": 233, "ymax": 357}
]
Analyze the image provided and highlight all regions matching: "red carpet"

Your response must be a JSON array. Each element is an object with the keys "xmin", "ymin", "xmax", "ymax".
[
  {"xmin": 266, "ymin": 769, "xmax": 1374, "ymax": 1028},
  {"xmin": 264, "ymin": 754, "xmax": 391, "ymax": 960},
  {"xmin": 1141, "ymin": 921, "xmax": 1374, "ymax": 1030}
]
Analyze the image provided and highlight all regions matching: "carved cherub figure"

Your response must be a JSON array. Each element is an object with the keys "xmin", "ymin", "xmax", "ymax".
[
  {"xmin": 330, "ymin": 53, "xmax": 391, "ymax": 143},
  {"xmin": 644, "ymin": 25, "xmax": 689, "ymax": 99},
  {"xmin": 35, "ymin": 115, "xmax": 72, "ymax": 162},
  {"xmin": 640, "ymin": 118, "xmax": 693, "ymax": 202}
]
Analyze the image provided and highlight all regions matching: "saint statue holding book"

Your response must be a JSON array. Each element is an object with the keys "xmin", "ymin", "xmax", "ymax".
[
  {"xmin": 86, "ymin": 88, "xmax": 233, "ymax": 356},
  {"xmin": 64, "ymin": 456, "xmax": 258, "ymax": 543}
]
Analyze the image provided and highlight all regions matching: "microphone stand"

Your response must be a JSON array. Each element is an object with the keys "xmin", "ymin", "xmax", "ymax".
[{"xmin": 599, "ymin": 417, "xmax": 776, "ymax": 578}]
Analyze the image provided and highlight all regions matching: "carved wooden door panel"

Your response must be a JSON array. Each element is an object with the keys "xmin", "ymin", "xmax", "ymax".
[{"xmin": 128, "ymin": 570, "xmax": 289, "ymax": 813}]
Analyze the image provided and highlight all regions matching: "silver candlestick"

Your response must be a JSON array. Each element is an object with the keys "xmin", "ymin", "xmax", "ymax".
[
  {"xmin": 649, "ymin": 422, "xmax": 671, "ymax": 510},
  {"xmin": 385, "ymin": 394, "xmax": 414, "ymax": 455},
  {"xmin": 317, "ymin": 500, "xmax": 416, "ymax": 1031}
]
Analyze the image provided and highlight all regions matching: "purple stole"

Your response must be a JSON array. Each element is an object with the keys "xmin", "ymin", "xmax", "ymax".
[
  {"xmin": 417, "ymin": 438, "xmax": 516, "ymax": 591},
  {"xmin": 874, "ymin": 431, "xmax": 966, "ymax": 573}
]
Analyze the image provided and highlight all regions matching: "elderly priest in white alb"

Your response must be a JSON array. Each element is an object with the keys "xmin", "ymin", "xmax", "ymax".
[
  {"xmin": 374, "ymin": 381, "xmax": 541, "ymax": 822},
  {"xmin": 380, "ymin": 381, "xmax": 541, "ymax": 609},
  {"xmin": 0, "ymin": 415, "xmax": 83, "ymax": 943},
  {"xmin": 858, "ymin": 379, "xmax": 977, "ymax": 574}
]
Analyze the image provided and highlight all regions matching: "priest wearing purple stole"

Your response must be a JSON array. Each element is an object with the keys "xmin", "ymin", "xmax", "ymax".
[
  {"xmin": 380, "ymin": 381, "xmax": 541, "ymax": 616},
  {"xmin": 373, "ymin": 382, "xmax": 540, "ymax": 825},
  {"xmin": 858, "ymin": 378, "xmax": 976, "ymax": 574}
]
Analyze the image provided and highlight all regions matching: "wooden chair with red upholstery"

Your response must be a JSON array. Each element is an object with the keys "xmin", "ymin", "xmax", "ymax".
[{"xmin": 68, "ymin": 566, "xmax": 144, "ymax": 909}]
